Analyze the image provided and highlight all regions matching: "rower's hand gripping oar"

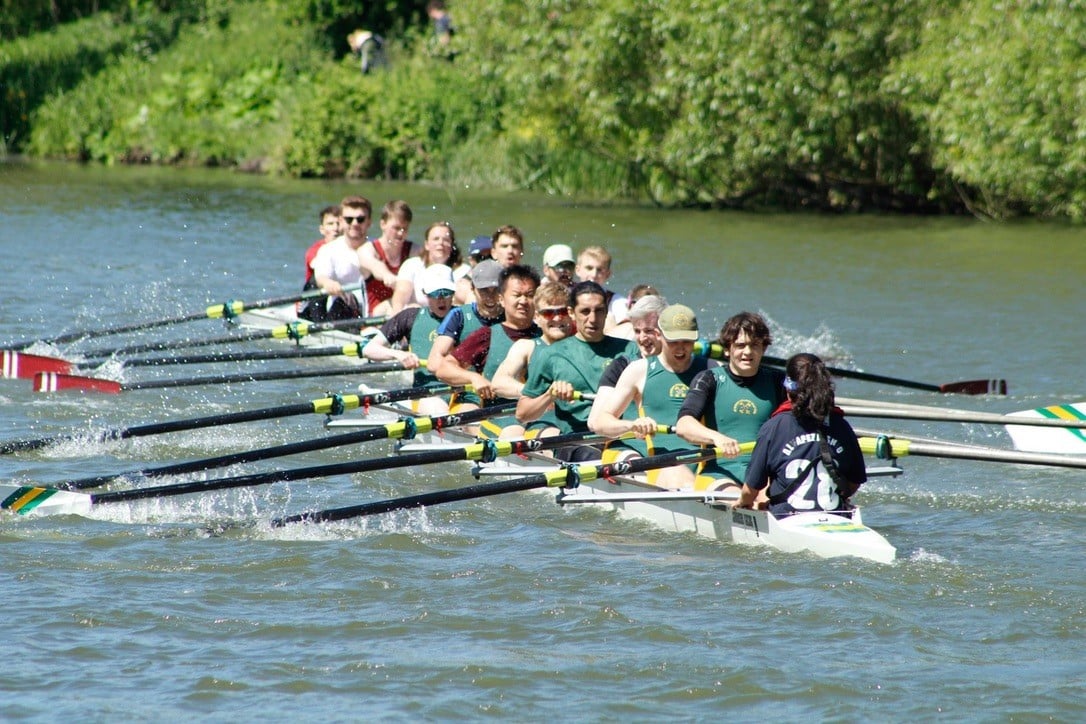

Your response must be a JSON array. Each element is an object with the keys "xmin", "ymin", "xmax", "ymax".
[
  {"xmin": 0, "ymin": 382, "xmax": 447, "ymax": 455},
  {"xmin": 694, "ymin": 340, "xmax": 1008, "ymax": 395},
  {"xmin": 2, "ymin": 285, "xmax": 362, "ymax": 351},
  {"xmin": 273, "ymin": 441, "xmax": 756, "ymax": 527}
]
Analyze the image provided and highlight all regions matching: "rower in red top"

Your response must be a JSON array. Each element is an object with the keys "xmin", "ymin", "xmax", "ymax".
[
  {"xmin": 303, "ymin": 204, "xmax": 341, "ymax": 290},
  {"xmin": 359, "ymin": 199, "xmax": 417, "ymax": 317}
]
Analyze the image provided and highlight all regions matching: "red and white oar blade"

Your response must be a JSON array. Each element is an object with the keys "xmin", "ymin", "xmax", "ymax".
[
  {"xmin": 938, "ymin": 379, "xmax": 1008, "ymax": 395},
  {"xmin": 2, "ymin": 351, "xmax": 72, "ymax": 379},
  {"xmin": 33, "ymin": 372, "xmax": 122, "ymax": 394}
]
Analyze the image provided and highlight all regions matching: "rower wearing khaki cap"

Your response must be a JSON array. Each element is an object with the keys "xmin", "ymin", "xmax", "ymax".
[{"xmin": 588, "ymin": 303, "xmax": 716, "ymax": 487}]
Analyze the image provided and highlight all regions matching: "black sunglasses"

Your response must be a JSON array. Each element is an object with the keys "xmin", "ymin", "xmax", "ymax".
[{"xmin": 343, "ymin": 215, "xmax": 368, "ymax": 224}]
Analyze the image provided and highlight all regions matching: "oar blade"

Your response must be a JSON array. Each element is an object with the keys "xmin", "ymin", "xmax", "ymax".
[
  {"xmin": 937, "ymin": 379, "xmax": 1008, "ymax": 395},
  {"xmin": 2, "ymin": 351, "xmax": 72, "ymax": 379},
  {"xmin": 33, "ymin": 372, "xmax": 122, "ymax": 394},
  {"xmin": 1, "ymin": 484, "xmax": 93, "ymax": 516}
]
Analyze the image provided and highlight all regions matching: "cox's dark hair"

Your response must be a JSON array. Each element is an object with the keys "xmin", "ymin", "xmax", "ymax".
[{"xmin": 786, "ymin": 353, "xmax": 836, "ymax": 425}]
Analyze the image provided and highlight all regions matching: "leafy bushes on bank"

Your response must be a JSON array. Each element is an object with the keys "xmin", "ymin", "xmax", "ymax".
[
  {"xmin": 0, "ymin": 15, "xmax": 151, "ymax": 153},
  {"xmin": 8, "ymin": 0, "xmax": 1086, "ymax": 219},
  {"xmin": 281, "ymin": 55, "xmax": 496, "ymax": 181},
  {"xmin": 884, "ymin": 1, "xmax": 1086, "ymax": 220},
  {"xmin": 27, "ymin": 2, "xmax": 325, "ymax": 167}
]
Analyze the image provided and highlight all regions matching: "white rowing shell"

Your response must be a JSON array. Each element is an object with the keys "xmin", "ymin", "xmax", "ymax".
[{"xmin": 1005, "ymin": 402, "xmax": 1086, "ymax": 454}]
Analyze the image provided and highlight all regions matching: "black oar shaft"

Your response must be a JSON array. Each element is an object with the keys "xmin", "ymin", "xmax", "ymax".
[
  {"xmin": 761, "ymin": 354, "xmax": 941, "ymax": 392},
  {"xmin": 273, "ymin": 446, "xmax": 732, "ymax": 527},
  {"xmin": 79, "ymin": 316, "xmax": 382, "ymax": 360},
  {"xmin": 118, "ymin": 362, "xmax": 405, "ymax": 391},
  {"xmin": 0, "ymin": 383, "xmax": 439, "ymax": 456},
  {"xmin": 88, "ymin": 404, "xmax": 524, "ymax": 505},
  {"xmin": 119, "ymin": 345, "xmax": 364, "ymax": 367},
  {"xmin": 78, "ymin": 319, "xmax": 380, "ymax": 360},
  {"xmin": 59, "ymin": 386, "xmax": 460, "ymax": 490}
]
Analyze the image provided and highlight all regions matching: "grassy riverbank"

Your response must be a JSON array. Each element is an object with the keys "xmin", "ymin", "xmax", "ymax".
[{"xmin": 3, "ymin": 0, "xmax": 1084, "ymax": 219}]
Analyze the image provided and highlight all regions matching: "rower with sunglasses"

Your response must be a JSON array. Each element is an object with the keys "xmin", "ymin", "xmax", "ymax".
[
  {"xmin": 436, "ymin": 265, "xmax": 542, "ymax": 431},
  {"xmin": 362, "ymin": 264, "xmax": 458, "ymax": 416},
  {"xmin": 490, "ymin": 282, "xmax": 575, "ymax": 437},
  {"xmin": 304, "ymin": 195, "xmax": 371, "ymax": 322}
]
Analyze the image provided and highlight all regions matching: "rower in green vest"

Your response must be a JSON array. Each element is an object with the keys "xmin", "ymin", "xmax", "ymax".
[
  {"xmin": 589, "ymin": 303, "xmax": 713, "ymax": 487},
  {"xmin": 363, "ymin": 264, "xmax": 458, "ymax": 416},
  {"xmin": 436, "ymin": 265, "xmax": 543, "ymax": 435},
  {"xmin": 675, "ymin": 311, "xmax": 786, "ymax": 490}
]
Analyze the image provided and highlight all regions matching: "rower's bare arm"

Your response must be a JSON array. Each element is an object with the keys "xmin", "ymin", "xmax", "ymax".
[
  {"xmin": 516, "ymin": 389, "xmax": 553, "ymax": 423},
  {"xmin": 491, "ymin": 340, "xmax": 532, "ymax": 400},
  {"xmin": 588, "ymin": 363, "xmax": 646, "ymax": 438},
  {"xmin": 435, "ymin": 355, "xmax": 488, "ymax": 394},
  {"xmin": 427, "ymin": 335, "xmax": 455, "ymax": 378},
  {"xmin": 358, "ymin": 244, "xmax": 396, "ymax": 286},
  {"xmin": 732, "ymin": 484, "xmax": 759, "ymax": 509},
  {"xmin": 314, "ymin": 272, "xmax": 343, "ymax": 298},
  {"xmin": 363, "ymin": 335, "xmax": 419, "ymax": 368},
  {"xmin": 389, "ymin": 279, "xmax": 414, "ymax": 315}
]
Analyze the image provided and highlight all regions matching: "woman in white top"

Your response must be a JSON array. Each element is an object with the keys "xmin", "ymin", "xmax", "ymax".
[{"xmin": 390, "ymin": 221, "xmax": 470, "ymax": 313}]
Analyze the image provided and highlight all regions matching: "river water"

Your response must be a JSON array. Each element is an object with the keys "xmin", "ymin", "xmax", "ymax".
[{"xmin": 1, "ymin": 160, "xmax": 1083, "ymax": 720}]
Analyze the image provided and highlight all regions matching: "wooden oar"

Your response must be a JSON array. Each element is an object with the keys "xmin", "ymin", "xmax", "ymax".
[
  {"xmin": 840, "ymin": 401, "xmax": 1086, "ymax": 430},
  {"xmin": 2, "ymin": 417, "xmax": 611, "ymax": 517},
  {"xmin": 32, "ymin": 361, "xmax": 408, "ymax": 394},
  {"xmin": 77, "ymin": 316, "xmax": 386, "ymax": 361},
  {"xmin": 50, "ymin": 395, "xmax": 492, "ymax": 490},
  {"xmin": 859, "ymin": 436, "xmax": 1086, "ymax": 469},
  {"xmin": 693, "ymin": 340, "xmax": 1007, "ymax": 395},
  {"xmin": 0, "ymin": 383, "xmax": 456, "ymax": 455},
  {"xmin": 272, "ymin": 442, "xmax": 756, "ymax": 527},
  {"xmin": 3, "ymin": 286, "xmax": 358, "ymax": 351}
]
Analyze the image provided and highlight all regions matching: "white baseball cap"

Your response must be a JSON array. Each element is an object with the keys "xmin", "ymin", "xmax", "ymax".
[
  {"xmin": 420, "ymin": 264, "xmax": 456, "ymax": 296},
  {"xmin": 543, "ymin": 244, "xmax": 575, "ymax": 268}
]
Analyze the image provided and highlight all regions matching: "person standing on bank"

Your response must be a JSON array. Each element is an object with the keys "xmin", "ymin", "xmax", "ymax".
[
  {"xmin": 734, "ymin": 353, "xmax": 867, "ymax": 515},
  {"xmin": 674, "ymin": 311, "xmax": 785, "ymax": 490}
]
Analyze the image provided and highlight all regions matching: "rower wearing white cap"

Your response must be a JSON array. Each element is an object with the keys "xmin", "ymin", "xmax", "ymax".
[
  {"xmin": 589, "ymin": 303, "xmax": 715, "ymax": 487},
  {"xmin": 541, "ymin": 244, "xmax": 576, "ymax": 287},
  {"xmin": 363, "ymin": 264, "xmax": 458, "ymax": 415}
]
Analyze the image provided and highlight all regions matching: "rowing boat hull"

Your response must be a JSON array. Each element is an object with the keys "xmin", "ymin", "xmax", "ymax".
[
  {"xmin": 556, "ymin": 475, "xmax": 897, "ymax": 564},
  {"xmin": 357, "ymin": 405, "xmax": 897, "ymax": 564}
]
